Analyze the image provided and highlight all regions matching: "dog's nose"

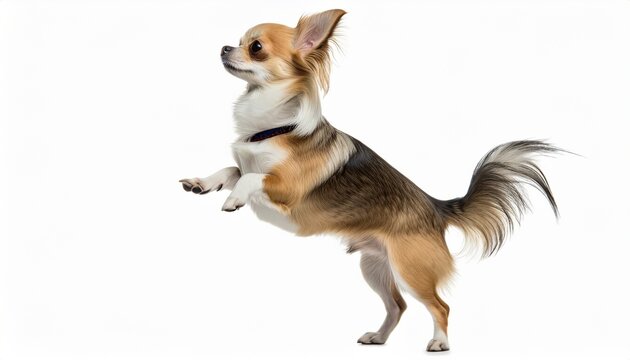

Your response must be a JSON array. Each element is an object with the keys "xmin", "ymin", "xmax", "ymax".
[{"xmin": 221, "ymin": 46, "xmax": 233, "ymax": 56}]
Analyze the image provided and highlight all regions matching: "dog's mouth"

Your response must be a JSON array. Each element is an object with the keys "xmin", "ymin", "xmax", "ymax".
[{"xmin": 223, "ymin": 61, "xmax": 253, "ymax": 74}]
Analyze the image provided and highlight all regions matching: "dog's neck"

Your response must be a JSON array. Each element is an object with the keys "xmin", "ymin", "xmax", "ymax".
[{"xmin": 233, "ymin": 79, "xmax": 322, "ymax": 140}]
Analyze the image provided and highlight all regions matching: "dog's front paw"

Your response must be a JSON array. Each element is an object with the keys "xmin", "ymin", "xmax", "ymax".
[
  {"xmin": 179, "ymin": 178, "xmax": 222, "ymax": 195},
  {"xmin": 222, "ymin": 195, "xmax": 246, "ymax": 212}
]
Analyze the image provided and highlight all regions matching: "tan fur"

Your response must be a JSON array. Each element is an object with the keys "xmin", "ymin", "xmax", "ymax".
[
  {"xmin": 384, "ymin": 232, "xmax": 453, "ymax": 336},
  {"xmin": 235, "ymin": 11, "xmax": 344, "ymax": 92},
  {"xmin": 294, "ymin": 9, "xmax": 346, "ymax": 93},
  {"xmin": 263, "ymin": 119, "xmax": 455, "ymax": 343},
  {"xmin": 228, "ymin": 11, "xmax": 453, "ymax": 351},
  {"xmin": 263, "ymin": 123, "xmax": 355, "ymax": 219},
  {"xmin": 239, "ymin": 24, "xmax": 296, "ymax": 81},
  {"xmin": 193, "ymin": 9, "xmax": 562, "ymax": 352}
]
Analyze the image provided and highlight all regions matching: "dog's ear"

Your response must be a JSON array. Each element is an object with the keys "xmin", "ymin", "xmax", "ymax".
[
  {"xmin": 294, "ymin": 9, "xmax": 345, "ymax": 55},
  {"xmin": 293, "ymin": 9, "xmax": 345, "ymax": 93}
]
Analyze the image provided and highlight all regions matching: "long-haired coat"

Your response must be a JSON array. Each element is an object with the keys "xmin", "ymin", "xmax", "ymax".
[{"xmin": 180, "ymin": 9, "xmax": 561, "ymax": 352}]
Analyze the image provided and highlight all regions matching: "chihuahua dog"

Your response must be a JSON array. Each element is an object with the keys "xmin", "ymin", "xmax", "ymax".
[{"xmin": 180, "ymin": 9, "xmax": 560, "ymax": 352}]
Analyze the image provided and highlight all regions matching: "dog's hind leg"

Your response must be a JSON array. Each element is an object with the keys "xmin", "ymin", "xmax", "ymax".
[
  {"xmin": 357, "ymin": 245, "xmax": 407, "ymax": 345},
  {"xmin": 386, "ymin": 233, "xmax": 454, "ymax": 352}
]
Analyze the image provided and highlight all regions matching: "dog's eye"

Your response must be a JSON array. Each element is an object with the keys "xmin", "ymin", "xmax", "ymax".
[{"xmin": 250, "ymin": 40, "xmax": 263, "ymax": 54}]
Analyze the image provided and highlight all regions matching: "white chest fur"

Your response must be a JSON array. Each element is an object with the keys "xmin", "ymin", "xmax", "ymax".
[
  {"xmin": 229, "ymin": 82, "xmax": 321, "ymax": 234},
  {"xmin": 233, "ymin": 77, "xmax": 309, "ymax": 235},
  {"xmin": 233, "ymin": 83, "xmax": 299, "ymax": 138},
  {"xmin": 231, "ymin": 140, "xmax": 286, "ymax": 175}
]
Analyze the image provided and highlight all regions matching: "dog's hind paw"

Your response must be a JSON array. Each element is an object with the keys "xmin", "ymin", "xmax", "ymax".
[
  {"xmin": 426, "ymin": 339, "xmax": 449, "ymax": 352},
  {"xmin": 357, "ymin": 332, "xmax": 386, "ymax": 345}
]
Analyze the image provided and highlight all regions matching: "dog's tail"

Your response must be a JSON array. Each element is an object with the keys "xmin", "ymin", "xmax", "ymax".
[{"xmin": 435, "ymin": 140, "xmax": 562, "ymax": 258}]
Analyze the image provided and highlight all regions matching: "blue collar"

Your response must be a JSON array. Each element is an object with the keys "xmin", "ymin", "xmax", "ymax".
[{"xmin": 248, "ymin": 124, "xmax": 297, "ymax": 142}]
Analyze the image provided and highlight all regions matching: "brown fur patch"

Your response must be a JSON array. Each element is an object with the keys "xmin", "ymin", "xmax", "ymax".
[
  {"xmin": 287, "ymin": 135, "xmax": 445, "ymax": 237},
  {"xmin": 223, "ymin": 10, "xmax": 562, "ymax": 350},
  {"xmin": 263, "ymin": 120, "xmax": 354, "ymax": 215},
  {"xmin": 384, "ymin": 232, "xmax": 453, "ymax": 334},
  {"xmin": 238, "ymin": 24, "xmax": 296, "ymax": 80},
  {"xmin": 261, "ymin": 122, "xmax": 454, "ymax": 334}
]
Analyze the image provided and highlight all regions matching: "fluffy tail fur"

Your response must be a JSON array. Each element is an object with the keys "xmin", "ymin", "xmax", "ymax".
[{"xmin": 436, "ymin": 140, "xmax": 562, "ymax": 258}]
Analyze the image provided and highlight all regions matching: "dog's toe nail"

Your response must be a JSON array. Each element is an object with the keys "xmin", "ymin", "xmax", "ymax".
[
  {"xmin": 192, "ymin": 186, "xmax": 202, "ymax": 194},
  {"xmin": 182, "ymin": 183, "xmax": 192, "ymax": 191}
]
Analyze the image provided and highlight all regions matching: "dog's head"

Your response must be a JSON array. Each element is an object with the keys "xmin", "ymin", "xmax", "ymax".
[{"xmin": 220, "ymin": 9, "xmax": 345, "ymax": 93}]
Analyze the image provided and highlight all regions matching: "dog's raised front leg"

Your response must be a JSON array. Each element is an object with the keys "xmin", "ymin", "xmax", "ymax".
[
  {"xmin": 221, "ymin": 173, "xmax": 267, "ymax": 212},
  {"xmin": 180, "ymin": 166, "xmax": 241, "ymax": 194}
]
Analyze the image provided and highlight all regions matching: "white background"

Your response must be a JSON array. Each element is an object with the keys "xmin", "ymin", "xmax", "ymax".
[{"xmin": 1, "ymin": 0, "xmax": 630, "ymax": 359}]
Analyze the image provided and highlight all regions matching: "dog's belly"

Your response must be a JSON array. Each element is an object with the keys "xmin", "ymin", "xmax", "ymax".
[{"xmin": 250, "ymin": 201, "xmax": 299, "ymax": 233}]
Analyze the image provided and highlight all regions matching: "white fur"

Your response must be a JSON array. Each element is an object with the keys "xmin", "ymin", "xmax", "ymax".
[
  {"xmin": 250, "ymin": 202, "xmax": 299, "ymax": 233},
  {"xmin": 215, "ymin": 144, "xmax": 298, "ymax": 232},
  {"xmin": 227, "ymin": 140, "xmax": 299, "ymax": 230},
  {"xmin": 222, "ymin": 173, "xmax": 265, "ymax": 211},
  {"xmin": 233, "ymin": 81, "xmax": 298, "ymax": 138},
  {"xmin": 202, "ymin": 167, "xmax": 241, "ymax": 191},
  {"xmin": 222, "ymin": 46, "xmax": 270, "ymax": 86},
  {"xmin": 179, "ymin": 167, "xmax": 241, "ymax": 194},
  {"xmin": 227, "ymin": 141, "xmax": 286, "ymax": 215},
  {"xmin": 229, "ymin": 86, "xmax": 305, "ymax": 230},
  {"xmin": 233, "ymin": 81, "xmax": 322, "ymax": 138},
  {"xmin": 485, "ymin": 142, "xmax": 531, "ymax": 164},
  {"xmin": 292, "ymin": 93, "xmax": 322, "ymax": 136},
  {"xmin": 433, "ymin": 327, "xmax": 449, "ymax": 344},
  {"xmin": 232, "ymin": 139, "xmax": 287, "ymax": 175}
]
